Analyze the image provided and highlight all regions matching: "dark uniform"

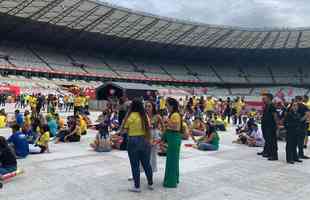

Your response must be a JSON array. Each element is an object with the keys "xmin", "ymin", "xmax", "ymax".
[
  {"xmin": 297, "ymin": 103, "xmax": 309, "ymax": 158},
  {"xmin": 261, "ymin": 102, "xmax": 278, "ymax": 159},
  {"xmin": 284, "ymin": 110, "xmax": 300, "ymax": 163}
]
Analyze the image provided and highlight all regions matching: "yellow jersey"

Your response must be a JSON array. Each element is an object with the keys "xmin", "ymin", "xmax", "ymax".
[
  {"xmin": 0, "ymin": 115, "xmax": 6, "ymax": 128},
  {"xmin": 37, "ymin": 131, "xmax": 50, "ymax": 147},
  {"xmin": 205, "ymin": 99, "xmax": 215, "ymax": 112},
  {"xmin": 124, "ymin": 112, "xmax": 146, "ymax": 137}
]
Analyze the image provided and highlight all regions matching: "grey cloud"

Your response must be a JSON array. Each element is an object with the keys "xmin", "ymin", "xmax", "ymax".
[{"xmin": 100, "ymin": 0, "xmax": 310, "ymax": 28}]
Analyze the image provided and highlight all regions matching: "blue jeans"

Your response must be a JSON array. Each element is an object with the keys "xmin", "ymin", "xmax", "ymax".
[
  {"xmin": 0, "ymin": 166, "xmax": 17, "ymax": 175},
  {"xmin": 127, "ymin": 136, "xmax": 153, "ymax": 188},
  {"xmin": 198, "ymin": 143, "xmax": 218, "ymax": 151}
]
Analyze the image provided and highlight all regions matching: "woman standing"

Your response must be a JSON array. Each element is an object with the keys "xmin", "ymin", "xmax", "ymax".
[
  {"xmin": 163, "ymin": 98, "xmax": 182, "ymax": 188},
  {"xmin": 145, "ymin": 101, "xmax": 164, "ymax": 173},
  {"xmin": 122, "ymin": 99, "xmax": 153, "ymax": 193}
]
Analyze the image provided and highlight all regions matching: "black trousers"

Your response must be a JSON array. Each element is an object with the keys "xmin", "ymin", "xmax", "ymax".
[
  {"xmin": 127, "ymin": 136, "xmax": 153, "ymax": 188},
  {"xmin": 262, "ymin": 127, "xmax": 278, "ymax": 157},
  {"xmin": 297, "ymin": 130, "xmax": 306, "ymax": 157},
  {"xmin": 286, "ymin": 131, "xmax": 298, "ymax": 162}
]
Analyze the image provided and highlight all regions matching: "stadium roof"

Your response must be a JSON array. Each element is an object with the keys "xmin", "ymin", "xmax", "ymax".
[{"xmin": 0, "ymin": 0, "xmax": 310, "ymax": 54}]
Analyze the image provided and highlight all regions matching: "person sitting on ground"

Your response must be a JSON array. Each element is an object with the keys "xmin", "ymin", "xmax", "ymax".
[
  {"xmin": 7, "ymin": 124, "xmax": 29, "ymax": 158},
  {"xmin": 29, "ymin": 124, "xmax": 50, "ymax": 154},
  {"xmin": 0, "ymin": 136, "xmax": 17, "ymax": 175},
  {"xmin": 191, "ymin": 116, "xmax": 206, "ymax": 136},
  {"xmin": 91, "ymin": 111, "xmax": 111, "ymax": 152},
  {"xmin": 214, "ymin": 114, "xmax": 226, "ymax": 131},
  {"xmin": 0, "ymin": 109, "xmax": 7, "ymax": 128},
  {"xmin": 192, "ymin": 124, "xmax": 220, "ymax": 151},
  {"xmin": 56, "ymin": 116, "xmax": 81, "ymax": 143},
  {"xmin": 46, "ymin": 114, "xmax": 58, "ymax": 138},
  {"xmin": 55, "ymin": 113, "xmax": 65, "ymax": 131},
  {"xmin": 247, "ymin": 124, "xmax": 265, "ymax": 147},
  {"xmin": 22, "ymin": 124, "xmax": 36, "ymax": 144}
]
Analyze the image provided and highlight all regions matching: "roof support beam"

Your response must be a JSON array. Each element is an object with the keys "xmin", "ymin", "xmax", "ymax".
[
  {"xmin": 205, "ymin": 30, "xmax": 234, "ymax": 48},
  {"xmin": 270, "ymin": 32, "xmax": 281, "ymax": 48},
  {"xmin": 165, "ymin": 26, "xmax": 199, "ymax": 46},
  {"xmin": 142, "ymin": 21, "xmax": 171, "ymax": 41},
  {"xmin": 283, "ymin": 32, "xmax": 292, "ymax": 48},
  {"xmin": 117, "ymin": 16, "xmax": 146, "ymax": 38},
  {"xmin": 49, "ymin": 0, "xmax": 85, "ymax": 25},
  {"xmin": 235, "ymin": 32, "xmax": 255, "ymax": 48},
  {"xmin": 296, "ymin": 31, "xmax": 303, "ymax": 48},
  {"xmin": 222, "ymin": 31, "xmax": 245, "ymax": 48},
  {"xmin": 159, "ymin": 24, "xmax": 187, "ymax": 44},
  {"xmin": 29, "ymin": 0, "xmax": 65, "ymax": 21},
  {"xmin": 256, "ymin": 32, "xmax": 272, "ymax": 49},
  {"xmin": 245, "ymin": 32, "xmax": 263, "ymax": 49},
  {"xmin": 101, "ymin": 13, "xmax": 131, "ymax": 35},
  {"xmin": 7, "ymin": 0, "xmax": 35, "ymax": 16},
  {"xmin": 67, "ymin": 5, "xmax": 100, "ymax": 28}
]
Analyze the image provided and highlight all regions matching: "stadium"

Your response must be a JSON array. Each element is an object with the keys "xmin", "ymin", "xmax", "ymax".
[
  {"xmin": 1, "ymin": 1, "xmax": 310, "ymax": 200},
  {"xmin": 0, "ymin": 0, "xmax": 310, "ymax": 99}
]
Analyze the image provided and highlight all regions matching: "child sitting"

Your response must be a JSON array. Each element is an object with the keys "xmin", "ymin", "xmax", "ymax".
[
  {"xmin": 0, "ymin": 136, "xmax": 17, "ymax": 175},
  {"xmin": 7, "ymin": 124, "xmax": 29, "ymax": 158}
]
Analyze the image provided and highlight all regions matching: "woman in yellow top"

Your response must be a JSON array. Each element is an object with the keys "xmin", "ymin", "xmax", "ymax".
[
  {"xmin": 163, "ymin": 97, "xmax": 182, "ymax": 188},
  {"xmin": 121, "ymin": 99, "xmax": 153, "ymax": 193}
]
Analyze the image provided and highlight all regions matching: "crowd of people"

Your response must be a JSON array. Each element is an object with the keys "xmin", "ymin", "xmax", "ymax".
[{"xmin": 0, "ymin": 91, "xmax": 310, "ymax": 192}]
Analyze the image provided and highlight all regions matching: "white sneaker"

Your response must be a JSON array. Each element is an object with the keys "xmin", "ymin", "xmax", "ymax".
[
  {"xmin": 128, "ymin": 187, "xmax": 141, "ymax": 193},
  {"xmin": 147, "ymin": 185, "xmax": 154, "ymax": 191}
]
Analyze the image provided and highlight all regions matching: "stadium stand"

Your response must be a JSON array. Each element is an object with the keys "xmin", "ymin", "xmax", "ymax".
[{"xmin": 0, "ymin": 0, "xmax": 309, "ymax": 93}]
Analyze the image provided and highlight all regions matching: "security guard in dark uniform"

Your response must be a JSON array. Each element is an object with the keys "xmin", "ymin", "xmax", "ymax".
[{"xmin": 258, "ymin": 93, "xmax": 278, "ymax": 161}]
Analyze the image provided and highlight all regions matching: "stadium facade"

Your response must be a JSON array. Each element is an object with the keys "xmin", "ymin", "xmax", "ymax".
[{"xmin": 0, "ymin": 0, "xmax": 310, "ymax": 88}]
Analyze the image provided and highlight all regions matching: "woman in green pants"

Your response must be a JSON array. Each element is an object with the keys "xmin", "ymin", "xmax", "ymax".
[{"xmin": 163, "ymin": 98, "xmax": 182, "ymax": 188}]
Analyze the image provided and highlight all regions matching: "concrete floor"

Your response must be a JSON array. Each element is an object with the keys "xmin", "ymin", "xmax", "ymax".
[{"xmin": 1, "ymin": 105, "xmax": 310, "ymax": 200}]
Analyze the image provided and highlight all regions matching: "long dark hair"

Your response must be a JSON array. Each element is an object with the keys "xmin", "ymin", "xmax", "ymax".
[
  {"xmin": 167, "ymin": 97, "xmax": 183, "ymax": 132},
  {"xmin": 145, "ymin": 101, "xmax": 157, "ymax": 116},
  {"xmin": 127, "ymin": 98, "xmax": 151, "ymax": 140},
  {"xmin": 167, "ymin": 98, "xmax": 180, "ymax": 117}
]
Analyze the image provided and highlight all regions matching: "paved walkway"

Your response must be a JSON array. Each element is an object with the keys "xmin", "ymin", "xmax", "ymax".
[{"xmin": 0, "ymin": 112, "xmax": 310, "ymax": 199}]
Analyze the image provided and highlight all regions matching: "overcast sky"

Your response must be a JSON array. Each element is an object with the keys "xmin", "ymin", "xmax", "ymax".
[{"xmin": 100, "ymin": 0, "xmax": 309, "ymax": 28}]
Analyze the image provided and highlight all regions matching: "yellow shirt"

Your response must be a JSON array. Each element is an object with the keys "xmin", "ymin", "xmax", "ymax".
[
  {"xmin": 25, "ymin": 115, "xmax": 31, "ymax": 126},
  {"xmin": 0, "ymin": 115, "xmax": 6, "ymax": 128},
  {"xmin": 124, "ymin": 112, "xmax": 146, "ymax": 136},
  {"xmin": 80, "ymin": 97, "xmax": 86, "ymax": 107},
  {"xmin": 159, "ymin": 99, "xmax": 166, "ymax": 110},
  {"xmin": 29, "ymin": 97, "xmax": 37, "ymax": 108},
  {"xmin": 235, "ymin": 100, "xmax": 245, "ymax": 114},
  {"xmin": 205, "ymin": 99, "xmax": 215, "ymax": 112},
  {"xmin": 80, "ymin": 118, "xmax": 87, "ymax": 133},
  {"xmin": 168, "ymin": 112, "xmax": 182, "ymax": 131},
  {"xmin": 74, "ymin": 96, "xmax": 83, "ymax": 107},
  {"xmin": 305, "ymin": 100, "xmax": 310, "ymax": 109},
  {"xmin": 37, "ymin": 131, "xmax": 50, "ymax": 147}
]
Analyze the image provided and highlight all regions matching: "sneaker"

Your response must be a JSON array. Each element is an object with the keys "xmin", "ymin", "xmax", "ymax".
[
  {"xmin": 128, "ymin": 187, "xmax": 141, "ymax": 193},
  {"xmin": 128, "ymin": 177, "xmax": 133, "ymax": 181},
  {"xmin": 147, "ymin": 185, "xmax": 154, "ymax": 191}
]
